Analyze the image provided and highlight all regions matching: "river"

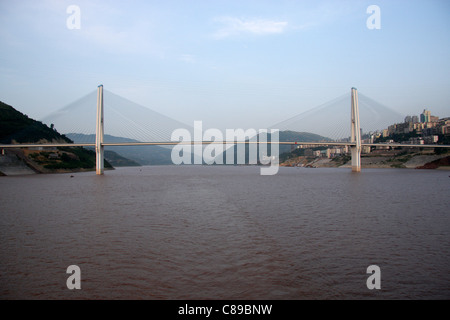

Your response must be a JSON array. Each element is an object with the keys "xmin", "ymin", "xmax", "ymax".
[{"xmin": 0, "ymin": 166, "xmax": 449, "ymax": 299}]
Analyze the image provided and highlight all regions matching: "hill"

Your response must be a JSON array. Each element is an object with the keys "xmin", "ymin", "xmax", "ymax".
[
  {"xmin": 278, "ymin": 130, "xmax": 330, "ymax": 153},
  {"xmin": 0, "ymin": 101, "xmax": 71, "ymax": 144},
  {"xmin": 0, "ymin": 101, "xmax": 119, "ymax": 173}
]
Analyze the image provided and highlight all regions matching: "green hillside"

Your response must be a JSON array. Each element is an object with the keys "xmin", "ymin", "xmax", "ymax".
[
  {"xmin": 0, "ymin": 101, "xmax": 71, "ymax": 144},
  {"xmin": 0, "ymin": 100, "xmax": 116, "ymax": 172}
]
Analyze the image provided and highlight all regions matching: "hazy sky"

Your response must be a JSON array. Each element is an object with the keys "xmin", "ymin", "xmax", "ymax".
[{"xmin": 1, "ymin": 0, "xmax": 449, "ymax": 130}]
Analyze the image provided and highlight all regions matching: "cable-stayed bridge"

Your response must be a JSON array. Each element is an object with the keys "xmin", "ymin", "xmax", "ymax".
[
  {"xmin": 38, "ymin": 87, "xmax": 403, "ymax": 144},
  {"xmin": 1, "ymin": 85, "xmax": 449, "ymax": 174}
]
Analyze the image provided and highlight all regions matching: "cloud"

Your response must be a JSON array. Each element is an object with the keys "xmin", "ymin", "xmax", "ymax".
[{"xmin": 213, "ymin": 17, "xmax": 288, "ymax": 39}]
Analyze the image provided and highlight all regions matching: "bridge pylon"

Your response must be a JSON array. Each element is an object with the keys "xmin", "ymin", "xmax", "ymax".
[
  {"xmin": 350, "ymin": 87, "xmax": 361, "ymax": 172},
  {"xmin": 96, "ymin": 85, "xmax": 104, "ymax": 175}
]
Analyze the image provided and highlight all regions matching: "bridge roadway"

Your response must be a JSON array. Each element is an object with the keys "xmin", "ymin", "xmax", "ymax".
[{"xmin": 1, "ymin": 142, "xmax": 450, "ymax": 148}]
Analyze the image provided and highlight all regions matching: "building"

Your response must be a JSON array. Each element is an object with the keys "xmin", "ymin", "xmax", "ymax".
[
  {"xmin": 420, "ymin": 109, "xmax": 431, "ymax": 123},
  {"xmin": 320, "ymin": 149, "xmax": 331, "ymax": 158},
  {"xmin": 424, "ymin": 135, "xmax": 439, "ymax": 144},
  {"xmin": 430, "ymin": 116, "xmax": 439, "ymax": 123},
  {"xmin": 362, "ymin": 146, "xmax": 371, "ymax": 154},
  {"xmin": 441, "ymin": 125, "xmax": 450, "ymax": 135},
  {"xmin": 413, "ymin": 122, "xmax": 425, "ymax": 133},
  {"xmin": 388, "ymin": 124, "xmax": 397, "ymax": 135},
  {"xmin": 409, "ymin": 137, "xmax": 425, "ymax": 145}
]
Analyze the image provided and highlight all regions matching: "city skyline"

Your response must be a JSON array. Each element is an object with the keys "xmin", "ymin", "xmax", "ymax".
[{"xmin": 1, "ymin": 0, "xmax": 449, "ymax": 131}]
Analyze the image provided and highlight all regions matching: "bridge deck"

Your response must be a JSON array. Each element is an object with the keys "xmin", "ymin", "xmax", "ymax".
[{"xmin": 1, "ymin": 142, "xmax": 449, "ymax": 148}]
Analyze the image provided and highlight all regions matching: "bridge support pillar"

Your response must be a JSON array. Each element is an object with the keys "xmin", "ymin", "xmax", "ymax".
[
  {"xmin": 350, "ymin": 87, "xmax": 361, "ymax": 172},
  {"xmin": 96, "ymin": 85, "xmax": 104, "ymax": 175}
]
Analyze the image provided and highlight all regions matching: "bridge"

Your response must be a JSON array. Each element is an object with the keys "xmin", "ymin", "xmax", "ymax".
[{"xmin": 1, "ymin": 85, "xmax": 449, "ymax": 174}]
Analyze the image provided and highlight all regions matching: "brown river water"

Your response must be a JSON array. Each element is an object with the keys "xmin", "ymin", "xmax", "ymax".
[{"xmin": 0, "ymin": 166, "xmax": 449, "ymax": 299}]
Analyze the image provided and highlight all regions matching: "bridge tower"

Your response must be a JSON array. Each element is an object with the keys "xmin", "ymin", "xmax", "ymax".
[
  {"xmin": 350, "ymin": 87, "xmax": 361, "ymax": 172},
  {"xmin": 96, "ymin": 85, "xmax": 104, "ymax": 175}
]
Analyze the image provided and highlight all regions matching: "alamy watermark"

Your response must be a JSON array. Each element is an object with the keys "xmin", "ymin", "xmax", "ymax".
[
  {"xmin": 66, "ymin": 5, "xmax": 81, "ymax": 30},
  {"xmin": 367, "ymin": 5, "xmax": 381, "ymax": 30},
  {"xmin": 65, "ymin": 5, "xmax": 380, "ymax": 31},
  {"xmin": 66, "ymin": 265, "xmax": 81, "ymax": 290},
  {"xmin": 366, "ymin": 265, "xmax": 381, "ymax": 290},
  {"xmin": 65, "ymin": 4, "xmax": 379, "ymax": 30},
  {"xmin": 171, "ymin": 121, "xmax": 279, "ymax": 176}
]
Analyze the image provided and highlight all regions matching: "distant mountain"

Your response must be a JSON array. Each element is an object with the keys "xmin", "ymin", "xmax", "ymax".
[
  {"xmin": 279, "ymin": 130, "xmax": 330, "ymax": 141},
  {"xmin": 66, "ymin": 133, "xmax": 174, "ymax": 165},
  {"xmin": 104, "ymin": 150, "xmax": 141, "ymax": 167},
  {"xmin": 213, "ymin": 130, "xmax": 331, "ymax": 164},
  {"xmin": 278, "ymin": 130, "xmax": 331, "ymax": 154}
]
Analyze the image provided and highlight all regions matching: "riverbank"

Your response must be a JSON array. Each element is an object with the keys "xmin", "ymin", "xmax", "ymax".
[
  {"xmin": 280, "ymin": 152, "xmax": 450, "ymax": 170},
  {"xmin": 2, "ymin": 149, "xmax": 450, "ymax": 176},
  {"xmin": 0, "ymin": 148, "xmax": 112, "ymax": 176}
]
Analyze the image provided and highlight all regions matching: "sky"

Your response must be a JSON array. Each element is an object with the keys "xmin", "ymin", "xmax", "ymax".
[{"xmin": 1, "ymin": 0, "xmax": 449, "ymax": 131}]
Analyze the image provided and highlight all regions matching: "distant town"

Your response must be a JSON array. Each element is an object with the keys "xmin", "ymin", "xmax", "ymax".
[
  {"xmin": 375, "ymin": 109, "xmax": 450, "ymax": 145},
  {"xmin": 282, "ymin": 109, "xmax": 450, "ymax": 168}
]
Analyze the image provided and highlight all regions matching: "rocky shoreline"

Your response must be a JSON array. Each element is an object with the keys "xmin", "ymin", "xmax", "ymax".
[
  {"xmin": 280, "ymin": 153, "xmax": 450, "ymax": 170},
  {"xmin": 0, "ymin": 151, "xmax": 37, "ymax": 175},
  {"xmin": 416, "ymin": 156, "xmax": 450, "ymax": 169}
]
